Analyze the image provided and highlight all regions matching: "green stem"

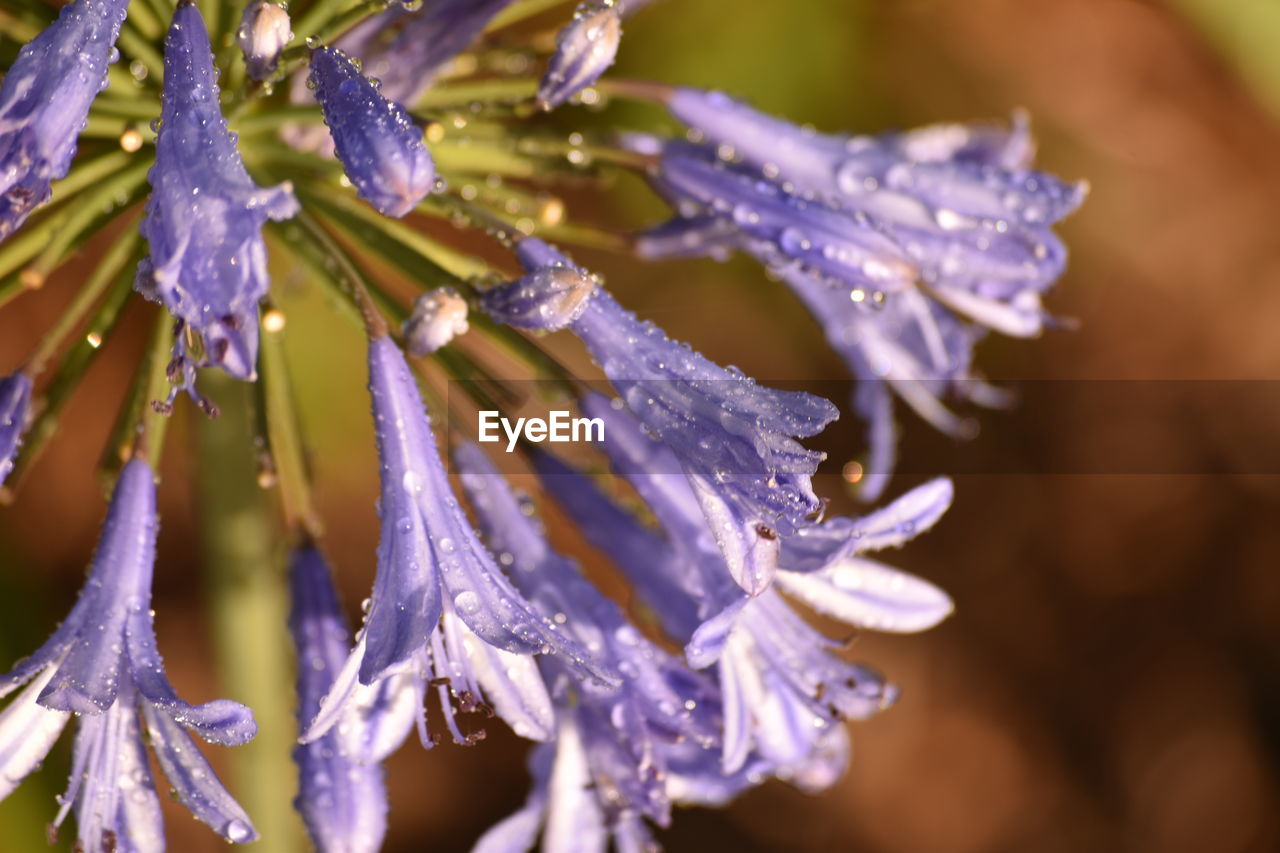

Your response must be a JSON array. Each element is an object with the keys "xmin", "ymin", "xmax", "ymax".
[
  {"xmin": 290, "ymin": 0, "xmax": 359, "ymax": 46},
  {"xmin": 417, "ymin": 78, "xmax": 539, "ymax": 109},
  {"xmin": 122, "ymin": 0, "xmax": 163, "ymax": 40},
  {"xmin": 197, "ymin": 373, "xmax": 305, "ymax": 853},
  {"xmin": 0, "ymin": 259, "xmax": 139, "ymax": 504},
  {"xmin": 116, "ymin": 24, "xmax": 166, "ymax": 86},
  {"xmin": 299, "ymin": 180, "xmax": 491, "ymax": 279},
  {"xmin": 258, "ymin": 310, "xmax": 324, "ymax": 537},
  {"xmin": 488, "ymin": 0, "xmax": 571, "ymax": 31},
  {"xmin": 21, "ymin": 160, "xmax": 152, "ymax": 287},
  {"xmin": 27, "ymin": 220, "xmax": 141, "ymax": 375},
  {"xmin": 97, "ymin": 308, "xmax": 175, "ymax": 484}
]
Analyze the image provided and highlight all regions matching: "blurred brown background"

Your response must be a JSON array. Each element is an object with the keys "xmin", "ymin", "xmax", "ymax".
[{"xmin": 3, "ymin": 0, "xmax": 1280, "ymax": 851}]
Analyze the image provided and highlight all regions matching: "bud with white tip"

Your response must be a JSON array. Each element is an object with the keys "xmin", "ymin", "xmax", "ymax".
[
  {"xmin": 403, "ymin": 287, "xmax": 469, "ymax": 356},
  {"xmin": 237, "ymin": 1, "xmax": 292, "ymax": 81},
  {"xmin": 537, "ymin": 2, "xmax": 622, "ymax": 111},
  {"xmin": 482, "ymin": 239, "xmax": 600, "ymax": 331}
]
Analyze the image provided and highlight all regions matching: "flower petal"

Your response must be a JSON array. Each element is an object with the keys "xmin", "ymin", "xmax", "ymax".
[
  {"xmin": 142, "ymin": 702, "xmax": 257, "ymax": 844},
  {"xmin": 0, "ymin": 665, "xmax": 69, "ymax": 800},
  {"xmin": 775, "ymin": 557, "xmax": 953, "ymax": 633}
]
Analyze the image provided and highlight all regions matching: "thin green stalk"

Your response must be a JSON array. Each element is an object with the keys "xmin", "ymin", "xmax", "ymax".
[
  {"xmin": 0, "ymin": 153, "xmax": 148, "ymax": 282},
  {"xmin": 0, "ymin": 7, "xmax": 45, "ymax": 43},
  {"xmin": 0, "ymin": 260, "xmax": 139, "ymax": 504},
  {"xmin": 91, "ymin": 97, "xmax": 163, "ymax": 121},
  {"xmin": 258, "ymin": 311, "xmax": 324, "ymax": 536},
  {"xmin": 298, "ymin": 180, "xmax": 491, "ymax": 279},
  {"xmin": 28, "ymin": 221, "xmax": 142, "ymax": 375},
  {"xmin": 122, "ymin": 0, "xmax": 163, "ymax": 40},
  {"xmin": 198, "ymin": 0, "xmax": 223, "ymax": 51},
  {"xmin": 197, "ymin": 372, "xmax": 305, "ymax": 853},
  {"xmin": 22, "ymin": 160, "xmax": 153, "ymax": 286},
  {"xmin": 230, "ymin": 105, "xmax": 324, "ymax": 135},
  {"xmin": 116, "ymin": 25, "xmax": 166, "ymax": 86},
  {"xmin": 488, "ymin": 0, "xmax": 571, "ymax": 31},
  {"xmin": 291, "ymin": 0, "xmax": 358, "ymax": 45},
  {"xmin": 98, "ymin": 308, "xmax": 175, "ymax": 484},
  {"xmin": 417, "ymin": 78, "xmax": 539, "ymax": 109},
  {"xmin": 144, "ymin": 0, "xmax": 176, "ymax": 25}
]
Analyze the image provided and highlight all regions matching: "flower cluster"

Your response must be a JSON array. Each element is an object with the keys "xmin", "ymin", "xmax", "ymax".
[
  {"xmin": 0, "ymin": 0, "xmax": 1081, "ymax": 850},
  {"xmin": 635, "ymin": 88, "xmax": 1086, "ymax": 498}
]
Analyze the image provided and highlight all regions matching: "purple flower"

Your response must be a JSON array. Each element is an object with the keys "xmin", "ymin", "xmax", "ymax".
[
  {"xmin": 0, "ymin": 458, "xmax": 258, "ymax": 848},
  {"xmin": 0, "ymin": 0, "xmax": 129, "ymax": 241},
  {"xmin": 301, "ymin": 336, "xmax": 614, "ymax": 751},
  {"xmin": 237, "ymin": 1, "xmax": 293, "ymax": 82},
  {"xmin": 0, "ymin": 370, "xmax": 32, "ymax": 487},
  {"xmin": 647, "ymin": 141, "xmax": 917, "ymax": 295},
  {"xmin": 308, "ymin": 47, "xmax": 437, "ymax": 218},
  {"xmin": 537, "ymin": 2, "xmax": 623, "ymax": 111},
  {"xmin": 664, "ymin": 89, "xmax": 1084, "ymax": 335},
  {"xmin": 352, "ymin": 0, "xmax": 517, "ymax": 107},
  {"xmin": 637, "ymin": 94, "xmax": 1083, "ymax": 498},
  {"xmin": 481, "ymin": 239, "xmax": 599, "ymax": 331},
  {"xmin": 289, "ymin": 546, "xmax": 390, "ymax": 853},
  {"xmin": 491, "ymin": 239, "xmax": 838, "ymax": 595},
  {"xmin": 540, "ymin": 400, "xmax": 953, "ymax": 781},
  {"xmin": 455, "ymin": 441, "xmax": 720, "ymax": 847},
  {"xmin": 136, "ymin": 2, "xmax": 299, "ymax": 389}
]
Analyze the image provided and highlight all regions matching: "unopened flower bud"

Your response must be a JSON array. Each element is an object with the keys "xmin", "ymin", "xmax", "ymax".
[
  {"xmin": 403, "ymin": 287, "xmax": 469, "ymax": 355},
  {"xmin": 537, "ymin": 2, "xmax": 622, "ymax": 110},
  {"xmin": 237, "ymin": 1, "xmax": 292, "ymax": 81},
  {"xmin": 482, "ymin": 253, "xmax": 599, "ymax": 332}
]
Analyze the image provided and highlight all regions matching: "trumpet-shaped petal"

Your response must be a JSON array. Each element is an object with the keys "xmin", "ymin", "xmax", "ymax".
[
  {"xmin": 653, "ymin": 141, "xmax": 917, "ymax": 295},
  {"xmin": 289, "ymin": 547, "xmax": 390, "ymax": 853},
  {"xmin": 537, "ymin": 2, "xmax": 622, "ymax": 111},
  {"xmin": 643, "ymin": 93, "xmax": 1083, "ymax": 496},
  {"xmin": 0, "ymin": 458, "xmax": 257, "ymax": 849},
  {"xmin": 0, "ymin": 371, "xmax": 32, "ymax": 487},
  {"xmin": 137, "ymin": 3, "xmax": 299, "ymax": 385},
  {"xmin": 666, "ymin": 89, "xmax": 1085, "ymax": 319},
  {"xmin": 304, "ymin": 337, "xmax": 613, "ymax": 750},
  {"xmin": 309, "ymin": 47, "xmax": 437, "ymax": 218},
  {"xmin": 496, "ymin": 240, "xmax": 837, "ymax": 594},
  {"xmin": 0, "ymin": 0, "xmax": 129, "ymax": 240},
  {"xmin": 458, "ymin": 442, "xmax": 722, "ymax": 845}
]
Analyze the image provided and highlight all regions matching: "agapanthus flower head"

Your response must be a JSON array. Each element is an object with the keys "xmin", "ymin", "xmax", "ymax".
[
  {"xmin": 456, "ymin": 441, "xmax": 721, "ymax": 846},
  {"xmin": 403, "ymin": 286, "xmax": 470, "ymax": 355},
  {"xmin": 0, "ymin": 457, "xmax": 258, "ymax": 848},
  {"xmin": 237, "ymin": 1, "xmax": 293, "ymax": 82},
  {"xmin": 0, "ymin": 0, "xmax": 129, "ymax": 241},
  {"xmin": 302, "ymin": 335, "xmax": 615, "ymax": 752},
  {"xmin": 136, "ymin": 2, "xmax": 299, "ymax": 390},
  {"xmin": 0, "ymin": 370, "xmax": 32, "ymax": 487},
  {"xmin": 308, "ymin": 46, "xmax": 438, "ymax": 218},
  {"xmin": 538, "ymin": 1, "xmax": 623, "ymax": 111},
  {"xmin": 481, "ymin": 239, "xmax": 599, "ymax": 331},
  {"xmin": 289, "ymin": 546, "xmax": 389, "ymax": 853}
]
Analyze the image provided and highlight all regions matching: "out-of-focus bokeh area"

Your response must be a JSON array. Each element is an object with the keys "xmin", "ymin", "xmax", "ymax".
[{"xmin": 3, "ymin": 0, "xmax": 1280, "ymax": 850}]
